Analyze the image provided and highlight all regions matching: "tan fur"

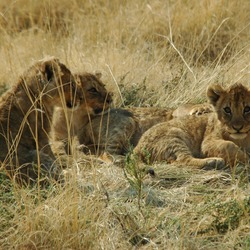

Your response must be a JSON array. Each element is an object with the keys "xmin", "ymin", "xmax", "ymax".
[
  {"xmin": 80, "ymin": 104, "xmax": 214, "ymax": 157},
  {"xmin": 134, "ymin": 83, "xmax": 250, "ymax": 168},
  {"xmin": 53, "ymin": 105, "xmax": 174, "ymax": 158},
  {"xmin": 51, "ymin": 72, "xmax": 112, "ymax": 156},
  {"xmin": 51, "ymin": 76, "xmax": 212, "ymax": 158},
  {"xmin": 81, "ymin": 107, "xmax": 173, "ymax": 156},
  {"xmin": 80, "ymin": 103, "xmax": 214, "ymax": 157},
  {"xmin": 0, "ymin": 57, "xmax": 82, "ymax": 184},
  {"xmin": 172, "ymin": 103, "xmax": 213, "ymax": 117}
]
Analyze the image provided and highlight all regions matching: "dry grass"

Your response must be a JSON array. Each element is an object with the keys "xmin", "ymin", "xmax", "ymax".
[{"xmin": 1, "ymin": 0, "xmax": 250, "ymax": 249}]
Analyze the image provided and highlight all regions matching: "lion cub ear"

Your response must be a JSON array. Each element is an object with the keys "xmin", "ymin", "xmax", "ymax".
[
  {"xmin": 207, "ymin": 84, "xmax": 225, "ymax": 106},
  {"xmin": 39, "ymin": 56, "xmax": 61, "ymax": 82},
  {"xmin": 95, "ymin": 71, "xmax": 102, "ymax": 79}
]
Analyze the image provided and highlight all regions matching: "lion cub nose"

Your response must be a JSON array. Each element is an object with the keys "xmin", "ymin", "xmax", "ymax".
[{"xmin": 232, "ymin": 124, "xmax": 243, "ymax": 132}]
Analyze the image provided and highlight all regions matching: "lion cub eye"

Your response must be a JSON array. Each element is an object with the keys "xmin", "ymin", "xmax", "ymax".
[
  {"xmin": 88, "ymin": 87, "xmax": 98, "ymax": 94},
  {"xmin": 244, "ymin": 106, "xmax": 250, "ymax": 114},
  {"xmin": 223, "ymin": 107, "xmax": 231, "ymax": 115}
]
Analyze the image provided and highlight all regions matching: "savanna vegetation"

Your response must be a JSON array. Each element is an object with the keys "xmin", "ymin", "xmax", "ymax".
[{"xmin": 1, "ymin": 0, "xmax": 250, "ymax": 249}]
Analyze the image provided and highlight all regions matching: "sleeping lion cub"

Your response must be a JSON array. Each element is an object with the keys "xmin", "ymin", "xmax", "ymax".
[
  {"xmin": 134, "ymin": 83, "xmax": 250, "ymax": 168},
  {"xmin": 81, "ymin": 104, "xmax": 213, "ymax": 157}
]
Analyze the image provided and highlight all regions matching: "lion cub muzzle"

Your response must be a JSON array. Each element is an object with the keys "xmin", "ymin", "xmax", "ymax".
[{"xmin": 94, "ymin": 92, "xmax": 113, "ymax": 115}]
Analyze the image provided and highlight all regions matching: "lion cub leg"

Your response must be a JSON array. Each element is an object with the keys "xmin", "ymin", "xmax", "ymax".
[
  {"xmin": 173, "ymin": 103, "xmax": 213, "ymax": 117},
  {"xmin": 202, "ymin": 139, "xmax": 249, "ymax": 167},
  {"xmin": 176, "ymin": 155, "xmax": 225, "ymax": 169}
]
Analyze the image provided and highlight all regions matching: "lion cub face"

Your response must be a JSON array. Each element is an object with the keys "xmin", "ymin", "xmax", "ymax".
[
  {"xmin": 24, "ymin": 57, "xmax": 82, "ymax": 110},
  {"xmin": 57, "ymin": 67, "xmax": 82, "ymax": 110},
  {"xmin": 207, "ymin": 83, "xmax": 250, "ymax": 140},
  {"xmin": 75, "ymin": 73, "xmax": 112, "ymax": 115}
]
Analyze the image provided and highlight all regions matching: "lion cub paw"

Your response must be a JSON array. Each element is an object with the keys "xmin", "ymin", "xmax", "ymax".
[
  {"xmin": 203, "ymin": 157, "xmax": 225, "ymax": 170},
  {"xmin": 189, "ymin": 104, "xmax": 213, "ymax": 116}
]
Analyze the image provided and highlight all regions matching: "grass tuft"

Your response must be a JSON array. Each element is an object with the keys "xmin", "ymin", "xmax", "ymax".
[{"xmin": 1, "ymin": 0, "xmax": 250, "ymax": 249}]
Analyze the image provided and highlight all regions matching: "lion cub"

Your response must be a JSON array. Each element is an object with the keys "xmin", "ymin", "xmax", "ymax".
[
  {"xmin": 81, "ymin": 107, "xmax": 173, "ymax": 156},
  {"xmin": 51, "ymin": 72, "xmax": 112, "ymax": 156},
  {"xmin": 134, "ymin": 83, "xmax": 250, "ymax": 168},
  {"xmin": 81, "ymin": 104, "xmax": 212, "ymax": 156},
  {"xmin": 0, "ymin": 57, "xmax": 82, "ymax": 184}
]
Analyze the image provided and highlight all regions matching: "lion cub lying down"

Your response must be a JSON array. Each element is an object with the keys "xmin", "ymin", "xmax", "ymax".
[
  {"xmin": 81, "ymin": 107, "xmax": 173, "ymax": 156},
  {"xmin": 50, "ymin": 72, "xmax": 212, "ymax": 158},
  {"xmin": 80, "ymin": 103, "xmax": 213, "ymax": 157},
  {"xmin": 135, "ymin": 83, "xmax": 250, "ymax": 168}
]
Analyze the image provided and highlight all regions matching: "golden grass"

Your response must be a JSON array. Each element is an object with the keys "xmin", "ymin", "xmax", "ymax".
[{"xmin": 1, "ymin": 0, "xmax": 250, "ymax": 249}]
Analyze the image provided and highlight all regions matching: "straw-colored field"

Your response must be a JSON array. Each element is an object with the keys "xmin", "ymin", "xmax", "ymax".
[{"xmin": 1, "ymin": 0, "xmax": 250, "ymax": 249}]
